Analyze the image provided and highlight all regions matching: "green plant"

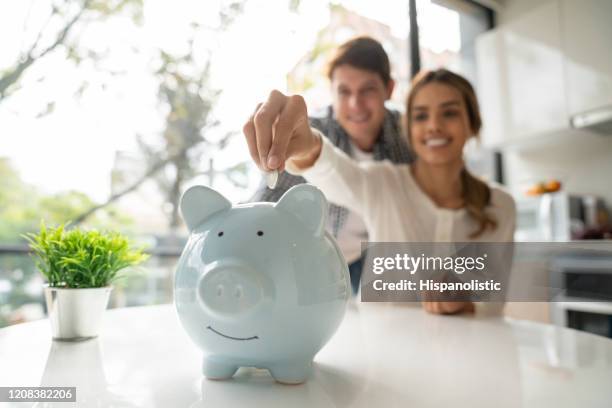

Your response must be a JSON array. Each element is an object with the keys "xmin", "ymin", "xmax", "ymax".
[{"xmin": 24, "ymin": 223, "xmax": 149, "ymax": 288}]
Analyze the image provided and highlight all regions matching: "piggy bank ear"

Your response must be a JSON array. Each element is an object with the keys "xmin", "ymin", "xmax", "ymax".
[
  {"xmin": 180, "ymin": 185, "xmax": 231, "ymax": 231},
  {"xmin": 276, "ymin": 184, "xmax": 327, "ymax": 237}
]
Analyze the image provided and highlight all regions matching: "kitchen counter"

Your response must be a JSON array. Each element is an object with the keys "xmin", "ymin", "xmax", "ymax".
[{"xmin": 0, "ymin": 303, "xmax": 611, "ymax": 407}]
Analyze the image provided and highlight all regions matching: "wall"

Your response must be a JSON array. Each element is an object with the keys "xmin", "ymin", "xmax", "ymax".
[
  {"xmin": 496, "ymin": 0, "xmax": 551, "ymax": 25},
  {"xmin": 504, "ymin": 131, "xmax": 612, "ymax": 204}
]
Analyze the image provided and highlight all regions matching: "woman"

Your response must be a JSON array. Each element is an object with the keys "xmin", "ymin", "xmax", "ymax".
[{"xmin": 243, "ymin": 69, "xmax": 516, "ymax": 315}]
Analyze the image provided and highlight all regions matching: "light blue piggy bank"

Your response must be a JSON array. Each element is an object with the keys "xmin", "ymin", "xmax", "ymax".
[{"xmin": 174, "ymin": 184, "xmax": 350, "ymax": 384}]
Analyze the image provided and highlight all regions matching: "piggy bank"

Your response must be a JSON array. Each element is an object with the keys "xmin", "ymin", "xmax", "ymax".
[{"xmin": 174, "ymin": 184, "xmax": 350, "ymax": 384}]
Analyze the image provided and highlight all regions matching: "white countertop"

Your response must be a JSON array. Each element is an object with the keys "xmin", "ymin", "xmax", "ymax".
[{"xmin": 1, "ymin": 302, "xmax": 611, "ymax": 407}]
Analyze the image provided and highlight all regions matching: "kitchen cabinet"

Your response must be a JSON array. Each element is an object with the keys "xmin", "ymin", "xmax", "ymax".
[
  {"xmin": 476, "ymin": 0, "xmax": 612, "ymax": 147},
  {"xmin": 561, "ymin": 0, "xmax": 612, "ymax": 117},
  {"xmin": 476, "ymin": 0, "xmax": 567, "ymax": 147},
  {"xmin": 503, "ymin": 0, "xmax": 567, "ymax": 140}
]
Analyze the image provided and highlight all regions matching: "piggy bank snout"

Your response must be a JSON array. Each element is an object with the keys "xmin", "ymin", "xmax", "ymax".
[{"xmin": 197, "ymin": 262, "xmax": 265, "ymax": 318}]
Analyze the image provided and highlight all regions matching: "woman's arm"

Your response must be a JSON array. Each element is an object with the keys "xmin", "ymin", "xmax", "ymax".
[{"xmin": 286, "ymin": 129, "xmax": 378, "ymax": 217}]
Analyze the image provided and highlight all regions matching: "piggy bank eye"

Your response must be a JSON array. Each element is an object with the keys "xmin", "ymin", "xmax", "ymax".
[
  {"xmin": 257, "ymin": 230, "xmax": 264, "ymax": 236},
  {"xmin": 217, "ymin": 231, "xmax": 224, "ymax": 237}
]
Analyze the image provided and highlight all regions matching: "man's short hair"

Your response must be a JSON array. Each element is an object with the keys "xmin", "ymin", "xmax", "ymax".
[{"xmin": 326, "ymin": 36, "xmax": 392, "ymax": 86}]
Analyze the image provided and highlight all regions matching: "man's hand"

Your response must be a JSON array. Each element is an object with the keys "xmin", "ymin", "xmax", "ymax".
[{"xmin": 243, "ymin": 90, "xmax": 322, "ymax": 172}]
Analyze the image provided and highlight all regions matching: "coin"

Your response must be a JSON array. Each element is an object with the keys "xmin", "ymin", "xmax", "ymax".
[{"xmin": 266, "ymin": 170, "xmax": 278, "ymax": 189}]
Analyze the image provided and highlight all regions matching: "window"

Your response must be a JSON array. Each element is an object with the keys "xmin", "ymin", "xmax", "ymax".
[
  {"xmin": 413, "ymin": 0, "xmax": 497, "ymax": 182},
  {"xmin": 416, "ymin": 0, "xmax": 492, "ymax": 84}
]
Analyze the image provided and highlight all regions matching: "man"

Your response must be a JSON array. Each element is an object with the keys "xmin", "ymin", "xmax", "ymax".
[{"xmin": 251, "ymin": 36, "xmax": 414, "ymax": 294}]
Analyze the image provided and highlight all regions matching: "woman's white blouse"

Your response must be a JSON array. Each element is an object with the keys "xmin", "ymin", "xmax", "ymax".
[
  {"xmin": 288, "ymin": 134, "xmax": 517, "ymax": 244},
  {"xmin": 288, "ymin": 134, "xmax": 517, "ymax": 316}
]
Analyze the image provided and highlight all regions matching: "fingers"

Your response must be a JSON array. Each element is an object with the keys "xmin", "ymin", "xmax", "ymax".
[
  {"xmin": 253, "ymin": 90, "xmax": 287, "ymax": 171},
  {"xmin": 440, "ymin": 302, "xmax": 461, "ymax": 314},
  {"xmin": 243, "ymin": 103, "xmax": 263, "ymax": 167},
  {"xmin": 268, "ymin": 95, "xmax": 306, "ymax": 168},
  {"xmin": 422, "ymin": 301, "xmax": 470, "ymax": 315},
  {"xmin": 243, "ymin": 91, "xmax": 308, "ymax": 171},
  {"xmin": 422, "ymin": 301, "xmax": 441, "ymax": 314}
]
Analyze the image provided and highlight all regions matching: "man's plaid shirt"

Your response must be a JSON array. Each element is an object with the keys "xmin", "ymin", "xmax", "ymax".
[{"xmin": 251, "ymin": 105, "xmax": 415, "ymax": 237}]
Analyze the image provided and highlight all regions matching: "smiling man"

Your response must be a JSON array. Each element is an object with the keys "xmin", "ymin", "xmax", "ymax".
[{"xmin": 252, "ymin": 36, "xmax": 414, "ymax": 294}]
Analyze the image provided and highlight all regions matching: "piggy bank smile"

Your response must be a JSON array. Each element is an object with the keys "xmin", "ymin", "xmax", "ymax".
[
  {"xmin": 174, "ymin": 184, "xmax": 350, "ymax": 384},
  {"xmin": 206, "ymin": 325, "xmax": 259, "ymax": 341}
]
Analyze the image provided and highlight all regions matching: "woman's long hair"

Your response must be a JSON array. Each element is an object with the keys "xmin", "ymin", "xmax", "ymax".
[{"xmin": 405, "ymin": 69, "xmax": 497, "ymax": 238}]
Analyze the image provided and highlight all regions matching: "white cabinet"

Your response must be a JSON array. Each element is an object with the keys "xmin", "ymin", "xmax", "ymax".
[
  {"xmin": 561, "ymin": 0, "xmax": 612, "ymax": 117},
  {"xmin": 476, "ymin": 0, "xmax": 568, "ymax": 147},
  {"xmin": 503, "ymin": 1, "xmax": 567, "ymax": 138}
]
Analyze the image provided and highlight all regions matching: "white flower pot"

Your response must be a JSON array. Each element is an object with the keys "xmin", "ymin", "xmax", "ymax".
[{"xmin": 44, "ymin": 286, "xmax": 112, "ymax": 341}]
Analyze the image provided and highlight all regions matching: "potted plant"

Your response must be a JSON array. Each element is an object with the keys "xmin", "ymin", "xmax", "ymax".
[{"xmin": 24, "ymin": 223, "xmax": 148, "ymax": 341}]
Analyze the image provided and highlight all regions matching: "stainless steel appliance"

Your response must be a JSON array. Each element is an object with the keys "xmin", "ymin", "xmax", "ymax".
[
  {"xmin": 515, "ymin": 192, "xmax": 608, "ymax": 242},
  {"xmin": 550, "ymin": 255, "xmax": 612, "ymax": 338}
]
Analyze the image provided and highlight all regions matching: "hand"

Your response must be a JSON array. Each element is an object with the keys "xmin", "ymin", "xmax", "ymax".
[
  {"xmin": 421, "ymin": 301, "xmax": 475, "ymax": 315},
  {"xmin": 420, "ymin": 273, "xmax": 475, "ymax": 315},
  {"xmin": 243, "ymin": 90, "xmax": 322, "ymax": 172}
]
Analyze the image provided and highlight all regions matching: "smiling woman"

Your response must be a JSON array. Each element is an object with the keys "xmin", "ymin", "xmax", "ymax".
[{"xmin": 406, "ymin": 69, "xmax": 496, "ymax": 238}]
